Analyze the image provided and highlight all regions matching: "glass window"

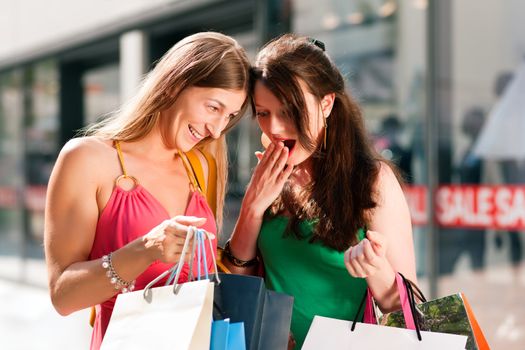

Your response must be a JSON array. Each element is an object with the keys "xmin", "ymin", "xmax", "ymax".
[
  {"xmin": 0, "ymin": 70, "xmax": 24, "ymax": 280},
  {"xmin": 437, "ymin": 2, "xmax": 525, "ymax": 349},
  {"xmin": 24, "ymin": 60, "xmax": 59, "ymax": 285},
  {"xmin": 83, "ymin": 63, "xmax": 120, "ymax": 126}
]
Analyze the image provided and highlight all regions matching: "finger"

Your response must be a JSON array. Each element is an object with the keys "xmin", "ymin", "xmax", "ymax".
[
  {"xmin": 267, "ymin": 141, "xmax": 284, "ymax": 167},
  {"xmin": 366, "ymin": 230, "xmax": 385, "ymax": 256},
  {"xmin": 350, "ymin": 243, "xmax": 369, "ymax": 277},
  {"xmin": 168, "ymin": 230, "xmax": 187, "ymax": 239},
  {"xmin": 344, "ymin": 249, "xmax": 359, "ymax": 277},
  {"xmin": 345, "ymin": 246, "xmax": 362, "ymax": 277},
  {"xmin": 202, "ymin": 230, "xmax": 216, "ymax": 241},
  {"xmin": 261, "ymin": 133, "xmax": 271, "ymax": 149},
  {"xmin": 278, "ymin": 162, "xmax": 294, "ymax": 183},
  {"xmin": 255, "ymin": 151, "xmax": 264, "ymax": 163},
  {"xmin": 349, "ymin": 258, "xmax": 367, "ymax": 277},
  {"xmin": 172, "ymin": 216, "xmax": 207, "ymax": 227},
  {"xmin": 344, "ymin": 260, "xmax": 359, "ymax": 277},
  {"xmin": 259, "ymin": 142, "xmax": 275, "ymax": 167},
  {"xmin": 362, "ymin": 239, "xmax": 380, "ymax": 268},
  {"xmin": 350, "ymin": 242, "xmax": 363, "ymax": 260},
  {"xmin": 265, "ymin": 141, "xmax": 284, "ymax": 165},
  {"xmin": 272, "ymin": 146, "xmax": 289, "ymax": 173},
  {"xmin": 354, "ymin": 242, "xmax": 367, "ymax": 265}
]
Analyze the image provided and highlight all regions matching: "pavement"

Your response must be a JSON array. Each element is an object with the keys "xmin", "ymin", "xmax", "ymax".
[{"xmin": 0, "ymin": 278, "xmax": 91, "ymax": 350}]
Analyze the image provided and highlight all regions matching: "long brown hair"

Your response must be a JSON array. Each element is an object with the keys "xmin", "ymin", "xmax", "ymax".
[
  {"xmin": 85, "ymin": 32, "xmax": 251, "ymax": 228},
  {"xmin": 253, "ymin": 34, "xmax": 392, "ymax": 251}
]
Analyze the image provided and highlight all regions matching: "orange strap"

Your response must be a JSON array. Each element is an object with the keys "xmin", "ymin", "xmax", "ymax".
[
  {"xmin": 177, "ymin": 150, "xmax": 203, "ymax": 195},
  {"xmin": 114, "ymin": 141, "xmax": 128, "ymax": 176},
  {"xmin": 185, "ymin": 149, "xmax": 217, "ymax": 215}
]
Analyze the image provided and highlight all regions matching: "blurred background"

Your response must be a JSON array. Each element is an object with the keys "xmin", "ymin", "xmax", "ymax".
[{"xmin": 0, "ymin": 0, "xmax": 524, "ymax": 348}]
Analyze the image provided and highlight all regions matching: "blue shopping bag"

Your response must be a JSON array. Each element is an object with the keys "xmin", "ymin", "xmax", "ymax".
[
  {"xmin": 211, "ymin": 319, "xmax": 246, "ymax": 350},
  {"xmin": 213, "ymin": 273, "xmax": 293, "ymax": 350}
]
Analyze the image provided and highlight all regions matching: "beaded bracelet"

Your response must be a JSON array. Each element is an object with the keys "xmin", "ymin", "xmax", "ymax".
[
  {"xmin": 223, "ymin": 240, "xmax": 259, "ymax": 268},
  {"xmin": 102, "ymin": 253, "xmax": 135, "ymax": 293}
]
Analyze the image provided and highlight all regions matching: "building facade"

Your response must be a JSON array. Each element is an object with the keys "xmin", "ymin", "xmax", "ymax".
[{"xmin": 0, "ymin": 1, "xmax": 524, "ymax": 348}]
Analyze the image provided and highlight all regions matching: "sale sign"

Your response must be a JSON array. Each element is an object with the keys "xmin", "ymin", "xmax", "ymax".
[
  {"xmin": 403, "ymin": 185, "xmax": 525, "ymax": 230},
  {"xmin": 436, "ymin": 185, "xmax": 525, "ymax": 230}
]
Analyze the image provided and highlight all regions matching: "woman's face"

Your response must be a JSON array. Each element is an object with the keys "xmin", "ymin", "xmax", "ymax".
[
  {"xmin": 163, "ymin": 86, "xmax": 246, "ymax": 151},
  {"xmin": 254, "ymin": 80, "xmax": 329, "ymax": 166}
]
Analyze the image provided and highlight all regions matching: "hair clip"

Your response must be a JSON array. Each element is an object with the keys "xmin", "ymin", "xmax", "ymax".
[{"xmin": 308, "ymin": 37, "xmax": 326, "ymax": 51}]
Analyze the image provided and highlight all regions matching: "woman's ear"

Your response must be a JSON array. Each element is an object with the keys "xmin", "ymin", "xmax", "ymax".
[{"xmin": 321, "ymin": 92, "xmax": 335, "ymax": 117}]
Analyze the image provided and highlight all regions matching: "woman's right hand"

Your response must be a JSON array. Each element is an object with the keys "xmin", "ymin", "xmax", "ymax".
[
  {"xmin": 242, "ymin": 141, "xmax": 294, "ymax": 218},
  {"xmin": 142, "ymin": 215, "xmax": 210, "ymax": 264}
]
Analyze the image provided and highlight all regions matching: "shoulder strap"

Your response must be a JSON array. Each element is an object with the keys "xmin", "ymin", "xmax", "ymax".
[
  {"xmin": 114, "ymin": 141, "xmax": 128, "ymax": 176},
  {"xmin": 177, "ymin": 150, "xmax": 202, "ymax": 194},
  {"xmin": 185, "ymin": 149, "xmax": 217, "ymax": 215}
]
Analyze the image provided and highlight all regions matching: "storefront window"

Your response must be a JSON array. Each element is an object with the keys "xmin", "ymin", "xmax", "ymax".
[
  {"xmin": 83, "ymin": 63, "xmax": 120, "ymax": 126},
  {"xmin": 437, "ymin": 1, "xmax": 525, "ymax": 348},
  {"xmin": 0, "ymin": 70, "xmax": 24, "ymax": 280},
  {"xmin": 23, "ymin": 60, "xmax": 59, "ymax": 284}
]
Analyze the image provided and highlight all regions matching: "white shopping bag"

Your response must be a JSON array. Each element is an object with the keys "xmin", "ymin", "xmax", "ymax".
[
  {"xmin": 101, "ymin": 279, "xmax": 214, "ymax": 350},
  {"xmin": 101, "ymin": 227, "xmax": 218, "ymax": 350},
  {"xmin": 302, "ymin": 316, "xmax": 468, "ymax": 350}
]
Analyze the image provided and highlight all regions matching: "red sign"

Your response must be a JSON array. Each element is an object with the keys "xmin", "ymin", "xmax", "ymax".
[
  {"xmin": 403, "ymin": 185, "xmax": 525, "ymax": 230},
  {"xmin": 436, "ymin": 185, "xmax": 525, "ymax": 230}
]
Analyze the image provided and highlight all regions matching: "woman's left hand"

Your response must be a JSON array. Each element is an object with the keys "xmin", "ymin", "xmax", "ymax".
[{"xmin": 344, "ymin": 230, "xmax": 389, "ymax": 278}]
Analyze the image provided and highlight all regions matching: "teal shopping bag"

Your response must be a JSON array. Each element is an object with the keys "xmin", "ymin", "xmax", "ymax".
[{"xmin": 211, "ymin": 319, "xmax": 246, "ymax": 350}]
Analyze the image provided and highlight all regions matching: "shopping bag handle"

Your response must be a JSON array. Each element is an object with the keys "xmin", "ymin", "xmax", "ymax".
[
  {"xmin": 351, "ymin": 272, "xmax": 424, "ymax": 341},
  {"xmin": 143, "ymin": 226, "xmax": 221, "ymax": 299},
  {"xmin": 186, "ymin": 228, "xmax": 221, "ymax": 284},
  {"xmin": 172, "ymin": 228, "xmax": 220, "ymax": 289}
]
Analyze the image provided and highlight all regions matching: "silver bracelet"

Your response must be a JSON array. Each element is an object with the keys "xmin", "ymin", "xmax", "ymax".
[{"xmin": 102, "ymin": 253, "xmax": 135, "ymax": 293}]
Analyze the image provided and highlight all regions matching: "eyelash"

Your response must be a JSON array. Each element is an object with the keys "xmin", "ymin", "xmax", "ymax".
[{"xmin": 256, "ymin": 111, "xmax": 269, "ymax": 118}]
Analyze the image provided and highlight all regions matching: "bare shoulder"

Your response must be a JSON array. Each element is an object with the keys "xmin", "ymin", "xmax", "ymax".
[
  {"xmin": 374, "ymin": 162, "xmax": 403, "ymax": 201},
  {"xmin": 51, "ymin": 137, "xmax": 119, "ymax": 190},
  {"xmin": 58, "ymin": 137, "xmax": 114, "ymax": 170},
  {"xmin": 60, "ymin": 136, "xmax": 112, "ymax": 161}
]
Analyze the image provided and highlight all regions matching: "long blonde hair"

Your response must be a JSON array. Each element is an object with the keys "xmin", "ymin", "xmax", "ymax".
[{"xmin": 84, "ymin": 32, "xmax": 251, "ymax": 228}]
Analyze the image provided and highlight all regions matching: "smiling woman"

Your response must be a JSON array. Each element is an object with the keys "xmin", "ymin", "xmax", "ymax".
[
  {"xmin": 160, "ymin": 86, "xmax": 247, "ymax": 152},
  {"xmin": 43, "ymin": 32, "xmax": 250, "ymax": 350}
]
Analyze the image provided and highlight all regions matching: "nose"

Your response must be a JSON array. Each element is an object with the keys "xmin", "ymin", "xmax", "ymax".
[
  {"xmin": 267, "ymin": 114, "xmax": 286, "ymax": 136},
  {"xmin": 206, "ymin": 115, "xmax": 230, "ymax": 139}
]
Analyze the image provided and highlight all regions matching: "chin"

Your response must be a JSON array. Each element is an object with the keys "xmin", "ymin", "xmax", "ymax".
[{"xmin": 175, "ymin": 140, "xmax": 194, "ymax": 153}]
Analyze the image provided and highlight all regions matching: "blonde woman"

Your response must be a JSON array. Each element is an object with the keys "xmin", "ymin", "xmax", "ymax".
[{"xmin": 44, "ymin": 32, "xmax": 251, "ymax": 349}]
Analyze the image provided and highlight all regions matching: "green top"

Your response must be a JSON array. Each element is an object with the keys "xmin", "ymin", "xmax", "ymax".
[{"xmin": 258, "ymin": 216, "xmax": 367, "ymax": 349}]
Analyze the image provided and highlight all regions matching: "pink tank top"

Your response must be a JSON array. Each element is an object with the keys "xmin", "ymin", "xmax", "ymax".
[{"xmin": 88, "ymin": 141, "xmax": 217, "ymax": 350}]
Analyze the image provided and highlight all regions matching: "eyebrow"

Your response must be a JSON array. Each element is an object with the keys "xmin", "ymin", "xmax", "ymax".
[{"xmin": 210, "ymin": 98, "xmax": 241, "ymax": 114}]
